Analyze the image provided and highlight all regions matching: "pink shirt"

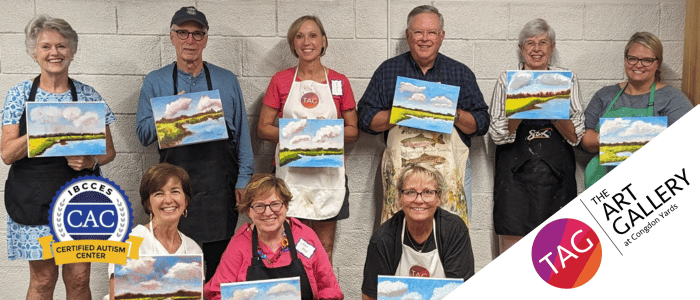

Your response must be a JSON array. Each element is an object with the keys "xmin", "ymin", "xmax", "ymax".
[{"xmin": 204, "ymin": 218, "xmax": 343, "ymax": 300}]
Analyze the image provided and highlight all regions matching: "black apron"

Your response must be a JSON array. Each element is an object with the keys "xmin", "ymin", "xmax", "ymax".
[
  {"xmin": 246, "ymin": 221, "xmax": 313, "ymax": 300},
  {"xmin": 493, "ymin": 120, "xmax": 576, "ymax": 236},
  {"xmin": 162, "ymin": 63, "xmax": 239, "ymax": 243},
  {"xmin": 4, "ymin": 75, "xmax": 101, "ymax": 225}
]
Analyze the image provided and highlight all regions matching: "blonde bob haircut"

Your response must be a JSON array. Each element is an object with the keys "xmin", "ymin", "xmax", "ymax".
[
  {"xmin": 396, "ymin": 163, "xmax": 447, "ymax": 199},
  {"xmin": 238, "ymin": 174, "xmax": 293, "ymax": 215},
  {"xmin": 286, "ymin": 15, "xmax": 327, "ymax": 58},
  {"xmin": 624, "ymin": 32, "xmax": 663, "ymax": 82}
]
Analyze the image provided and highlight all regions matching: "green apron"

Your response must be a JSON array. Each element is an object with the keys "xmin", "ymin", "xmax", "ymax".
[{"xmin": 584, "ymin": 83, "xmax": 655, "ymax": 188}]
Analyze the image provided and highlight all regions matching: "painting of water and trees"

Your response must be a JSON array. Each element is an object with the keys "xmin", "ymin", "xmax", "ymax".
[
  {"xmin": 599, "ymin": 116, "xmax": 667, "ymax": 166},
  {"xmin": 505, "ymin": 70, "xmax": 572, "ymax": 119},
  {"xmin": 26, "ymin": 102, "xmax": 106, "ymax": 158},
  {"xmin": 389, "ymin": 76, "xmax": 459, "ymax": 134},
  {"xmin": 151, "ymin": 90, "xmax": 227, "ymax": 149},
  {"xmin": 278, "ymin": 118, "xmax": 344, "ymax": 168}
]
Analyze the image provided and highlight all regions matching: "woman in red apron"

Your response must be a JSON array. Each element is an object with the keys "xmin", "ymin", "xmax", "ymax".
[
  {"xmin": 257, "ymin": 16, "xmax": 358, "ymax": 263},
  {"xmin": 582, "ymin": 32, "xmax": 693, "ymax": 187},
  {"xmin": 204, "ymin": 174, "xmax": 342, "ymax": 300}
]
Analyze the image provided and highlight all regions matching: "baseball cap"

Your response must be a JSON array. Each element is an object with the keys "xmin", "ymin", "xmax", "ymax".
[{"xmin": 171, "ymin": 6, "xmax": 208, "ymax": 29}]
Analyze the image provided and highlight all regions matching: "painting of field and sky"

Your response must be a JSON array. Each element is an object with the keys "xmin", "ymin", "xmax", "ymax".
[
  {"xmin": 377, "ymin": 276, "xmax": 463, "ymax": 300},
  {"xmin": 221, "ymin": 277, "xmax": 301, "ymax": 300},
  {"xmin": 278, "ymin": 118, "xmax": 344, "ymax": 168},
  {"xmin": 599, "ymin": 116, "xmax": 667, "ymax": 166},
  {"xmin": 114, "ymin": 254, "xmax": 203, "ymax": 300},
  {"xmin": 389, "ymin": 76, "xmax": 459, "ymax": 134},
  {"xmin": 151, "ymin": 90, "xmax": 227, "ymax": 149},
  {"xmin": 26, "ymin": 102, "xmax": 106, "ymax": 158},
  {"xmin": 505, "ymin": 70, "xmax": 572, "ymax": 119}
]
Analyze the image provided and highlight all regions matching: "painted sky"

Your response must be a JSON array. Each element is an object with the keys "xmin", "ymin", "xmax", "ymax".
[
  {"xmin": 151, "ymin": 90, "xmax": 223, "ymax": 120},
  {"xmin": 279, "ymin": 118, "xmax": 344, "ymax": 150},
  {"xmin": 114, "ymin": 254, "xmax": 202, "ymax": 296},
  {"xmin": 27, "ymin": 102, "xmax": 105, "ymax": 135},
  {"xmin": 599, "ymin": 117, "xmax": 667, "ymax": 144},
  {"xmin": 506, "ymin": 70, "xmax": 572, "ymax": 95},
  {"xmin": 221, "ymin": 277, "xmax": 301, "ymax": 300},
  {"xmin": 392, "ymin": 76, "xmax": 459, "ymax": 116},
  {"xmin": 377, "ymin": 276, "xmax": 463, "ymax": 300}
]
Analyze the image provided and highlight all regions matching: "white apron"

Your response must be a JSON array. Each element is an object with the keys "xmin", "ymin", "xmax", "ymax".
[
  {"xmin": 395, "ymin": 219, "xmax": 446, "ymax": 278},
  {"xmin": 276, "ymin": 68, "xmax": 346, "ymax": 220},
  {"xmin": 381, "ymin": 126, "xmax": 469, "ymax": 226}
]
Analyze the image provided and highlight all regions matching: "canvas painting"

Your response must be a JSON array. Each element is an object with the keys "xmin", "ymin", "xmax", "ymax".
[
  {"xmin": 114, "ymin": 254, "xmax": 203, "ymax": 300},
  {"xmin": 220, "ymin": 277, "xmax": 301, "ymax": 300},
  {"xmin": 278, "ymin": 118, "xmax": 344, "ymax": 168},
  {"xmin": 26, "ymin": 102, "xmax": 106, "ymax": 158},
  {"xmin": 151, "ymin": 90, "xmax": 227, "ymax": 149},
  {"xmin": 599, "ymin": 116, "xmax": 667, "ymax": 166},
  {"xmin": 505, "ymin": 70, "xmax": 572, "ymax": 119},
  {"xmin": 377, "ymin": 276, "xmax": 463, "ymax": 300},
  {"xmin": 389, "ymin": 76, "xmax": 460, "ymax": 134}
]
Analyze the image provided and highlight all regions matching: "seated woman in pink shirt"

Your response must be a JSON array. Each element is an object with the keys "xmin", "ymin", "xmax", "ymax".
[{"xmin": 204, "ymin": 174, "xmax": 343, "ymax": 300}]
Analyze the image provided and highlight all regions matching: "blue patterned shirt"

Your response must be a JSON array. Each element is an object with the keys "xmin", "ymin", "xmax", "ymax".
[{"xmin": 357, "ymin": 52, "xmax": 489, "ymax": 146}]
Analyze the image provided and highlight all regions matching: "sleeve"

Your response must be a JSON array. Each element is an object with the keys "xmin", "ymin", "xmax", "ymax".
[
  {"xmin": 584, "ymin": 88, "xmax": 607, "ymax": 131},
  {"xmin": 456, "ymin": 67, "xmax": 489, "ymax": 138},
  {"xmin": 2, "ymin": 82, "xmax": 28, "ymax": 126},
  {"xmin": 357, "ymin": 65, "xmax": 390, "ymax": 135},
  {"xmin": 135, "ymin": 75, "xmax": 159, "ymax": 146},
  {"xmin": 567, "ymin": 73, "xmax": 585, "ymax": 146},
  {"xmin": 307, "ymin": 230, "xmax": 344, "ymax": 299},
  {"xmin": 488, "ymin": 72, "xmax": 515, "ymax": 145},
  {"xmin": 262, "ymin": 72, "xmax": 284, "ymax": 111},
  {"xmin": 79, "ymin": 83, "xmax": 117, "ymax": 126},
  {"xmin": 230, "ymin": 76, "xmax": 254, "ymax": 189},
  {"xmin": 337, "ymin": 73, "xmax": 356, "ymax": 112},
  {"xmin": 660, "ymin": 88, "xmax": 693, "ymax": 126},
  {"xmin": 440, "ymin": 215, "xmax": 475, "ymax": 281},
  {"xmin": 361, "ymin": 237, "xmax": 395, "ymax": 298},
  {"xmin": 203, "ymin": 236, "xmax": 246, "ymax": 300}
]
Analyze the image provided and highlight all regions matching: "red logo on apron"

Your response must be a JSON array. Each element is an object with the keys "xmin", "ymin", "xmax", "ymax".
[
  {"xmin": 301, "ymin": 92, "xmax": 319, "ymax": 109},
  {"xmin": 409, "ymin": 265, "xmax": 430, "ymax": 277}
]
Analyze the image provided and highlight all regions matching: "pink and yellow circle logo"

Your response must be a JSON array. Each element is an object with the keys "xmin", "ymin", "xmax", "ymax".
[
  {"xmin": 531, "ymin": 218, "xmax": 602, "ymax": 289},
  {"xmin": 301, "ymin": 92, "xmax": 319, "ymax": 109}
]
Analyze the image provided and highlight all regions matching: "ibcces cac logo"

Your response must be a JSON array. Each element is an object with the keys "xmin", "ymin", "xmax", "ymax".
[
  {"xmin": 39, "ymin": 176, "xmax": 143, "ymax": 265},
  {"xmin": 531, "ymin": 218, "xmax": 602, "ymax": 289}
]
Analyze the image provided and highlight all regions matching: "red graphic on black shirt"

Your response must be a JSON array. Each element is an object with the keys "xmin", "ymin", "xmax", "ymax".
[
  {"xmin": 409, "ymin": 265, "xmax": 430, "ymax": 277},
  {"xmin": 301, "ymin": 93, "xmax": 319, "ymax": 109}
]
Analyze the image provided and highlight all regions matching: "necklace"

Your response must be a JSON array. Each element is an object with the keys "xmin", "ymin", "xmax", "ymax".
[
  {"xmin": 256, "ymin": 229, "xmax": 289, "ymax": 264},
  {"xmin": 405, "ymin": 228, "xmax": 426, "ymax": 253}
]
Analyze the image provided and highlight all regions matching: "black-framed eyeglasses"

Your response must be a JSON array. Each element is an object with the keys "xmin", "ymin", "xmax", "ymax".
[
  {"xmin": 626, "ymin": 56, "xmax": 658, "ymax": 67},
  {"xmin": 250, "ymin": 201, "xmax": 284, "ymax": 214},
  {"xmin": 172, "ymin": 29, "xmax": 207, "ymax": 41},
  {"xmin": 400, "ymin": 189, "xmax": 438, "ymax": 201}
]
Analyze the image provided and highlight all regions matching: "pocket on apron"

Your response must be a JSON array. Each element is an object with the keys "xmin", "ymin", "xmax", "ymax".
[
  {"xmin": 5, "ymin": 179, "xmax": 67, "ymax": 225},
  {"xmin": 511, "ymin": 158, "xmax": 562, "ymax": 186}
]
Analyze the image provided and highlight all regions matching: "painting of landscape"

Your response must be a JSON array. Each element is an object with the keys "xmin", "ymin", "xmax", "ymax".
[
  {"xmin": 114, "ymin": 254, "xmax": 203, "ymax": 300},
  {"xmin": 26, "ymin": 102, "xmax": 106, "ymax": 158},
  {"xmin": 389, "ymin": 76, "xmax": 459, "ymax": 134},
  {"xmin": 505, "ymin": 70, "xmax": 572, "ymax": 119},
  {"xmin": 377, "ymin": 276, "xmax": 463, "ymax": 300},
  {"xmin": 221, "ymin": 277, "xmax": 301, "ymax": 300},
  {"xmin": 278, "ymin": 118, "xmax": 344, "ymax": 168},
  {"xmin": 599, "ymin": 117, "xmax": 667, "ymax": 166},
  {"xmin": 151, "ymin": 90, "xmax": 227, "ymax": 149}
]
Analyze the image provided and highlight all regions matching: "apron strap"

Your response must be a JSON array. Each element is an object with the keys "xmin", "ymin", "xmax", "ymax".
[
  {"xmin": 647, "ymin": 82, "xmax": 656, "ymax": 116},
  {"xmin": 22, "ymin": 75, "xmax": 78, "ymax": 135},
  {"xmin": 251, "ymin": 220, "xmax": 299, "ymax": 261},
  {"xmin": 172, "ymin": 63, "xmax": 213, "ymax": 95},
  {"xmin": 601, "ymin": 83, "xmax": 627, "ymax": 119}
]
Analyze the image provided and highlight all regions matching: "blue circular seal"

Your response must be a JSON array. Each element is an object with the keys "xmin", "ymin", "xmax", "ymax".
[{"xmin": 49, "ymin": 176, "xmax": 132, "ymax": 242}]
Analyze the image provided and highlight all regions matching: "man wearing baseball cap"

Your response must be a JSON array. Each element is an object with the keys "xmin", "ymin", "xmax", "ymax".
[{"xmin": 135, "ymin": 6, "xmax": 254, "ymax": 281}]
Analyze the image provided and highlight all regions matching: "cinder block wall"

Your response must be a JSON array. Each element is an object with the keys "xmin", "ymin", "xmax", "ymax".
[{"xmin": 0, "ymin": 0, "xmax": 686, "ymax": 299}]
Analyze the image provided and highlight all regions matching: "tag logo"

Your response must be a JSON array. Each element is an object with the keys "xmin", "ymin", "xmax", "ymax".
[
  {"xmin": 531, "ymin": 218, "xmax": 602, "ymax": 289},
  {"xmin": 301, "ymin": 92, "xmax": 319, "ymax": 109},
  {"xmin": 409, "ymin": 265, "xmax": 430, "ymax": 277}
]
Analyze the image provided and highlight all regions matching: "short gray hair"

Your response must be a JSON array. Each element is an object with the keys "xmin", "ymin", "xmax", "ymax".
[
  {"xmin": 518, "ymin": 18, "xmax": 557, "ymax": 64},
  {"xmin": 407, "ymin": 5, "xmax": 444, "ymax": 31},
  {"xmin": 25, "ymin": 15, "xmax": 78, "ymax": 58},
  {"xmin": 397, "ymin": 163, "xmax": 446, "ymax": 198}
]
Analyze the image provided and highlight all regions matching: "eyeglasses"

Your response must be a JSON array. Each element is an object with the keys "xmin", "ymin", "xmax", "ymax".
[
  {"xmin": 250, "ymin": 201, "xmax": 284, "ymax": 214},
  {"xmin": 524, "ymin": 40, "xmax": 550, "ymax": 49},
  {"xmin": 409, "ymin": 29, "xmax": 442, "ymax": 40},
  {"xmin": 172, "ymin": 29, "xmax": 207, "ymax": 41},
  {"xmin": 626, "ymin": 56, "xmax": 658, "ymax": 67},
  {"xmin": 400, "ymin": 189, "xmax": 438, "ymax": 201}
]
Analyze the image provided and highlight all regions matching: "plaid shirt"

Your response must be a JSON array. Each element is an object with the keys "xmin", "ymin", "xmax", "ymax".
[{"xmin": 357, "ymin": 52, "xmax": 489, "ymax": 147}]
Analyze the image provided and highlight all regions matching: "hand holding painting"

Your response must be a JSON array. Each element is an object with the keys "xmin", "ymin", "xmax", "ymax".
[{"xmin": 66, "ymin": 155, "xmax": 98, "ymax": 171}]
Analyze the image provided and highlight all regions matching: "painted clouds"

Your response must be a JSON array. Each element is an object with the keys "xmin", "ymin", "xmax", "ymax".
[
  {"xmin": 600, "ymin": 117, "xmax": 668, "ymax": 144},
  {"xmin": 28, "ymin": 102, "xmax": 105, "ymax": 135},
  {"xmin": 393, "ymin": 77, "xmax": 459, "ymax": 116},
  {"xmin": 506, "ymin": 70, "xmax": 572, "ymax": 94},
  {"xmin": 114, "ymin": 255, "xmax": 202, "ymax": 297},
  {"xmin": 222, "ymin": 278, "xmax": 301, "ymax": 300},
  {"xmin": 377, "ymin": 276, "xmax": 463, "ymax": 300},
  {"xmin": 279, "ymin": 118, "xmax": 344, "ymax": 150}
]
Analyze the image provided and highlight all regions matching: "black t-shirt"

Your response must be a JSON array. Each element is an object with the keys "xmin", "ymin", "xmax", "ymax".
[{"xmin": 361, "ymin": 208, "xmax": 475, "ymax": 298}]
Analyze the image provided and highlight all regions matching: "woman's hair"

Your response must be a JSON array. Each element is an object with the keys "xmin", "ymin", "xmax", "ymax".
[
  {"xmin": 238, "ymin": 173, "xmax": 293, "ymax": 215},
  {"xmin": 24, "ymin": 15, "xmax": 78, "ymax": 58},
  {"xmin": 518, "ymin": 18, "xmax": 556, "ymax": 64},
  {"xmin": 406, "ymin": 5, "xmax": 444, "ymax": 31},
  {"xmin": 625, "ymin": 32, "xmax": 663, "ymax": 82},
  {"xmin": 396, "ymin": 163, "xmax": 447, "ymax": 198},
  {"xmin": 287, "ymin": 15, "xmax": 327, "ymax": 58},
  {"xmin": 140, "ymin": 163, "xmax": 192, "ymax": 215}
]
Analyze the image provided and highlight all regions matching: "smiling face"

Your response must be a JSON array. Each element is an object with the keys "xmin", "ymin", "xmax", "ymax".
[
  {"xmin": 519, "ymin": 33, "xmax": 554, "ymax": 70},
  {"xmin": 294, "ymin": 19, "xmax": 326, "ymax": 63},
  {"xmin": 406, "ymin": 12, "xmax": 444, "ymax": 71},
  {"xmin": 400, "ymin": 174, "xmax": 440, "ymax": 225},
  {"xmin": 34, "ymin": 29, "xmax": 74, "ymax": 77},
  {"xmin": 170, "ymin": 21, "xmax": 208, "ymax": 65},
  {"xmin": 625, "ymin": 42, "xmax": 659, "ymax": 86},
  {"xmin": 148, "ymin": 177, "xmax": 188, "ymax": 225},
  {"xmin": 247, "ymin": 191, "xmax": 288, "ymax": 237}
]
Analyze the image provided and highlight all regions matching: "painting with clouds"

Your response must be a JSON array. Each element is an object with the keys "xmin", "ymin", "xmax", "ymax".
[
  {"xmin": 505, "ymin": 70, "xmax": 572, "ymax": 119},
  {"xmin": 599, "ymin": 116, "xmax": 667, "ymax": 166},
  {"xmin": 220, "ymin": 277, "xmax": 301, "ymax": 300},
  {"xmin": 278, "ymin": 118, "xmax": 344, "ymax": 167},
  {"xmin": 151, "ymin": 90, "xmax": 227, "ymax": 149},
  {"xmin": 114, "ymin": 254, "xmax": 203, "ymax": 300},
  {"xmin": 389, "ymin": 76, "xmax": 459, "ymax": 134},
  {"xmin": 377, "ymin": 276, "xmax": 463, "ymax": 300},
  {"xmin": 26, "ymin": 102, "xmax": 106, "ymax": 157}
]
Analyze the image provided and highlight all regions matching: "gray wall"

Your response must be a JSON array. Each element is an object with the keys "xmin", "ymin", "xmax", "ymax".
[{"xmin": 0, "ymin": 0, "xmax": 686, "ymax": 299}]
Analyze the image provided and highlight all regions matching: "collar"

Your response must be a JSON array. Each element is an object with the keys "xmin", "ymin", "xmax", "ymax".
[
  {"xmin": 407, "ymin": 52, "xmax": 442, "ymax": 74},
  {"xmin": 175, "ymin": 62, "xmax": 207, "ymax": 78},
  {"xmin": 517, "ymin": 62, "xmax": 551, "ymax": 71}
]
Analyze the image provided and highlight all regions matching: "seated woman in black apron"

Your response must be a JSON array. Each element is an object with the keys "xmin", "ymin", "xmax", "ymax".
[
  {"xmin": 2, "ymin": 15, "xmax": 116, "ymax": 300},
  {"xmin": 204, "ymin": 174, "xmax": 342, "ymax": 300},
  {"xmin": 582, "ymin": 32, "xmax": 693, "ymax": 188},
  {"xmin": 361, "ymin": 164, "xmax": 474, "ymax": 300}
]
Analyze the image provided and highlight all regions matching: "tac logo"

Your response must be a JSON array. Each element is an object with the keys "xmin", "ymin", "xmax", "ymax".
[
  {"xmin": 301, "ymin": 92, "xmax": 319, "ymax": 109},
  {"xmin": 531, "ymin": 218, "xmax": 602, "ymax": 289}
]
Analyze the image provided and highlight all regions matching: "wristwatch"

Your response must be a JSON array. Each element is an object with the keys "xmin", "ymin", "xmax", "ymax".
[{"xmin": 90, "ymin": 156, "xmax": 98, "ymax": 171}]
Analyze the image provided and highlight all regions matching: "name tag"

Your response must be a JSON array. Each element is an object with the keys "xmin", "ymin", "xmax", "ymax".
[
  {"xmin": 331, "ymin": 80, "xmax": 343, "ymax": 96},
  {"xmin": 296, "ymin": 238, "xmax": 316, "ymax": 259}
]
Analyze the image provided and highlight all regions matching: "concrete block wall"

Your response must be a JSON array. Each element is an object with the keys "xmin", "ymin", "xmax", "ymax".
[{"xmin": 0, "ymin": 0, "xmax": 686, "ymax": 299}]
